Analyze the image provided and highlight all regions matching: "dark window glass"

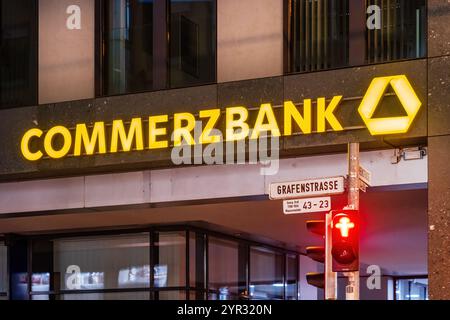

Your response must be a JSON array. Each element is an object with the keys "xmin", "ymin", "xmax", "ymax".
[
  {"xmin": 0, "ymin": 242, "xmax": 7, "ymax": 299},
  {"xmin": 286, "ymin": 0, "xmax": 427, "ymax": 74},
  {"xmin": 103, "ymin": 0, "xmax": 156, "ymax": 95},
  {"xmin": 169, "ymin": 0, "xmax": 216, "ymax": 88},
  {"xmin": 286, "ymin": 254, "xmax": 298, "ymax": 300},
  {"xmin": 154, "ymin": 231, "xmax": 186, "ymax": 288},
  {"xmin": 102, "ymin": 0, "xmax": 216, "ymax": 96},
  {"xmin": 208, "ymin": 237, "xmax": 239, "ymax": 300},
  {"xmin": 250, "ymin": 247, "xmax": 284, "ymax": 300},
  {"xmin": 396, "ymin": 278, "xmax": 428, "ymax": 300},
  {"xmin": 54, "ymin": 233, "xmax": 150, "ymax": 292},
  {"xmin": 0, "ymin": 0, "xmax": 37, "ymax": 108}
]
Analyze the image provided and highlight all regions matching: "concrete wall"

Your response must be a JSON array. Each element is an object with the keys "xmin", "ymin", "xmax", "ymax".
[
  {"xmin": 217, "ymin": 0, "xmax": 283, "ymax": 82},
  {"xmin": 0, "ymin": 150, "xmax": 427, "ymax": 215}
]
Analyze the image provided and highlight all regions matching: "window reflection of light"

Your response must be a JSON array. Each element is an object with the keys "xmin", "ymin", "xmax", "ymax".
[
  {"xmin": 32, "ymin": 273, "xmax": 50, "ymax": 292},
  {"xmin": 118, "ymin": 265, "xmax": 150, "ymax": 286},
  {"xmin": 64, "ymin": 272, "xmax": 104, "ymax": 290}
]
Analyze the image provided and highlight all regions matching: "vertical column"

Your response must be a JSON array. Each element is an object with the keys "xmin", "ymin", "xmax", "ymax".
[
  {"xmin": 348, "ymin": 0, "xmax": 366, "ymax": 66},
  {"xmin": 238, "ymin": 243, "xmax": 250, "ymax": 299},
  {"xmin": 428, "ymin": 136, "xmax": 450, "ymax": 300},
  {"xmin": 153, "ymin": 0, "xmax": 168, "ymax": 90},
  {"xmin": 347, "ymin": 142, "xmax": 360, "ymax": 300}
]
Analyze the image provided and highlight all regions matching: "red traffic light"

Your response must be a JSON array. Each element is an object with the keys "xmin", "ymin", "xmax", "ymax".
[{"xmin": 331, "ymin": 210, "xmax": 359, "ymax": 272}]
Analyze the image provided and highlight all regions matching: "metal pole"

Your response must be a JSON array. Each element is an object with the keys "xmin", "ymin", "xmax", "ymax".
[
  {"xmin": 346, "ymin": 142, "xmax": 360, "ymax": 300},
  {"xmin": 325, "ymin": 212, "xmax": 337, "ymax": 300}
]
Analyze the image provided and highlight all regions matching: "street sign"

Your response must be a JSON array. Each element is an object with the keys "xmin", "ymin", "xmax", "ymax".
[
  {"xmin": 269, "ymin": 176, "xmax": 345, "ymax": 200},
  {"xmin": 359, "ymin": 180, "xmax": 368, "ymax": 193},
  {"xmin": 283, "ymin": 197, "xmax": 331, "ymax": 215},
  {"xmin": 359, "ymin": 165, "xmax": 372, "ymax": 186}
]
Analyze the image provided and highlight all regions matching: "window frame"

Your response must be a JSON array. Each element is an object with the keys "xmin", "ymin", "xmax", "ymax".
[
  {"xmin": 14, "ymin": 224, "xmax": 299, "ymax": 301},
  {"xmin": 95, "ymin": 0, "xmax": 218, "ymax": 99}
]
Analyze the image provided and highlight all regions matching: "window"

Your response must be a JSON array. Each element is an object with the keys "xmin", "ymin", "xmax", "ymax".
[
  {"xmin": 395, "ymin": 278, "xmax": 428, "ymax": 300},
  {"xmin": 0, "ymin": 0, "xmax": 37, "ymax": 109},
  {"xmin": 154, "ymin": 231, "xmax": 186, "ymax": 288},
  {"xmin": 208, "ymin": 237, "xmax": 239, "ymax": 300},
  {"xmin": 250, "ymin": 247, "xmax": 284, "ymax": 300},
  {"xmin": 54, "ymin": 233, "xmax": 150, "ymax": 300},
  {"xmin": 286, "ymin": 254, "xmax": 298, "ymax": 300},
  {"xmin": 286, "ymin": 0, "xmax": 427, "ymax": 74},
  {"xmin": 0, "ymin": 241, "xmax": 7, "ymax": 300},
  {"xmin": 169, "ymin": 0, "xmax": 216, "ymax": 88},
  {"xmin": 14, "ymin": 226, "xmax": 298, "ymax": 300},
  {"xmin": 102, "ymin": 0, "xmax": 216, "ymax": 96}
]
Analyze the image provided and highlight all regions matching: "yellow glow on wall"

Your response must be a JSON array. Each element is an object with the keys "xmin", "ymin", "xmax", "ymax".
[{"xmin": 358, "ymin": 75, "xmax": 422, "ymax": 135}]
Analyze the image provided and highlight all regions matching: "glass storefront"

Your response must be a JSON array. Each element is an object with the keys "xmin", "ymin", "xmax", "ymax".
[
  {"xmin": 208, "ymin": 237, "xmax": 240, "ymax": 300},
  {"xmin": 286, "ymin": 0, "xmax": 427, "ymax": 74},
  {"xmin": 250, "ymin": 247, "xmax": 284, "ymax": 300},
  {"xmin": 6, "ymin": 225, "xmax": 299, "ymax": 300}
]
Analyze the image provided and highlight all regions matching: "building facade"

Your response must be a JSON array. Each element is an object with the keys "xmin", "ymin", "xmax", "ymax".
[{"xmin": 0, "ymin": 0, "xmax": 449, "ymax": 300}]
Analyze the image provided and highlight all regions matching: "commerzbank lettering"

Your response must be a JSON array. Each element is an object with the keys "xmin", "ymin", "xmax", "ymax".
[{"xmin": 20, "ymin": 75, "xmax": 422, "ymax": 161}]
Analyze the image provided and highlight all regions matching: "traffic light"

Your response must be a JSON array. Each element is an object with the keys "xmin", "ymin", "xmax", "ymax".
[
  {"xmin": 331, "ymin": 210, "xmax": 359, "ymax": 272},
  {"xmin": 305, "ymin": 220, "xmax": 325, "ymax": 289}
]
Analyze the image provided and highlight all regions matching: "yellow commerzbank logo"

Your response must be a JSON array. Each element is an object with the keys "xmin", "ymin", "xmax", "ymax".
[
  {"xmin": 358, "ymin": 75, "xmax": 422, "ymax": 135},
  {"xmin": 20, "ymin": 75, "xmax": 422, "ymax": 161}
]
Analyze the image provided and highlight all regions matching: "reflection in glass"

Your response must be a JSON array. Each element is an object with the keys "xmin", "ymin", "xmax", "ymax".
[
  {"xmin": 286, "ymin": 255, "xmax": 298, "ymax": 300},
  {"xmin": 0, "ymin": 0, "xmax": 37, "ymax": 108},
  {"xmin": 103, "ymin": 0, "xmax": 155, "ymax": 95},
  {"xmin": 118, "ymin": 265, "xmax": 150, "ymax": 288},
  {"xmin": 0, "ymin": 243, "xmax": 7, "ymax": 297},
  {"xmin": 54, "ymin": 233, "xmax": 150, "ymax": 291},
  {"xmin": 155, "ymin": 232, "xmax": 186, "ymax": 287},
  {"xmin": 169, "ymin": 0, "xmax": 216, "ymax": 88},
  {"xmin": 287, "ymin": 0, "xmax": 427, "ymax": 73},
  {"xmin": 396, "ymin": 278, "xmax": 428, "ymax": 300},
  {"xmin": 208, "ymin": 237, "xmax": 239, "ymax": 299},
  {"xmin": 102, "ymin": 0, "xmax": 216, "ymax": 96},
  {"xmin": 250, "ymin": 247, "xmax": 284, "ymax": 300}
]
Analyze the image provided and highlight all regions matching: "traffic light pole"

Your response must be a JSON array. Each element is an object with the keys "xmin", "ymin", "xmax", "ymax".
[
  {"xmin": 346, "ymin": 142, "xmax": 360, "ymax": 300},
  {"xmin": 325, "ymin": 212, "xmax": 337, "ymax": 300}
]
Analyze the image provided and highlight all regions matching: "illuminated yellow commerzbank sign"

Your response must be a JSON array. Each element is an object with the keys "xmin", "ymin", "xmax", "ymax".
[{"xmin": 21, "ymin": 75, "xmax": 422, "ymax": 161}]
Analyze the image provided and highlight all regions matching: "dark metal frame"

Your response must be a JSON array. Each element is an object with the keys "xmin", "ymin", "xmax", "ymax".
[{"xmin": 6, "ymin": 223, "xmax": 300, "ymax": 301}]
